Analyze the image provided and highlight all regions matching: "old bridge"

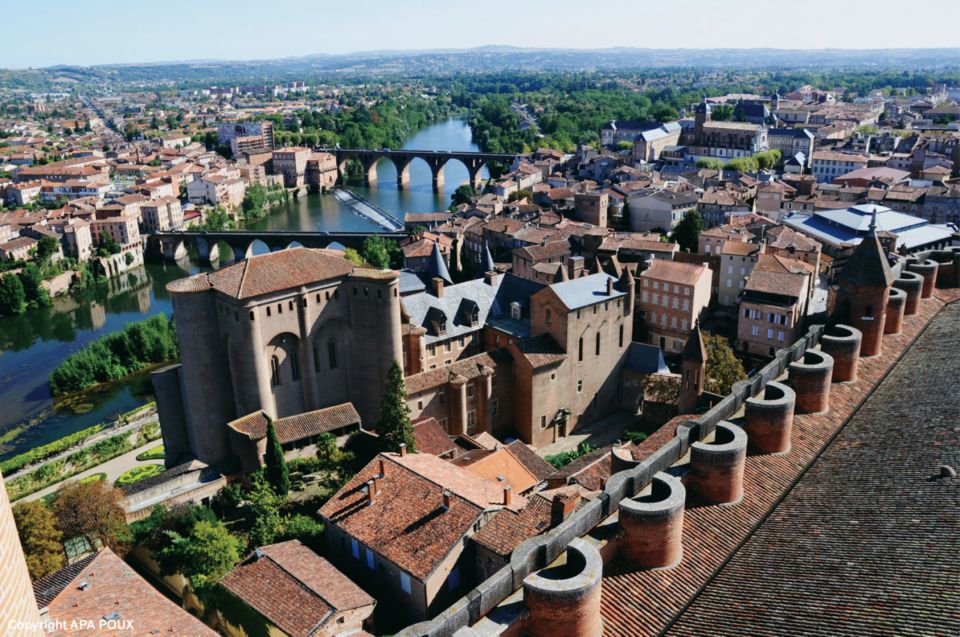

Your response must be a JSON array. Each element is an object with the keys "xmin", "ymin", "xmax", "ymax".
[
  {"xmin": 324, "ymin": 148, "xmax": 519, "ymax": 191},
  {"xmin": 151, "ymin": 230, "xmax": 407, "ymax": 263}
]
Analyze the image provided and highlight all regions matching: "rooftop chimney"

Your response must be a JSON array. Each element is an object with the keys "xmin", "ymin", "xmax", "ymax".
[
  {"xmin": 503, "ymin": 485, "xmax": 513, "ymax": 507},
  {"xmin": 378, "ymin": 458, "xmax": 386, "ymax": 477},
  {"xmin": 568, "ymin": 255, "xmax": 584, "ymax": 280},
  {"xmin": 606, "ymin": 277, "xmax": 614, "ymax": 295},
  {"xmin": 366, "ymin": 478, "xmax": 378, "ymax": 503},
  {"xmin": 441, "ymin": 490, "xmax": 452, "ymax": 510},
  {"xmin": 431, "ymin": 277, "xmax": 445, "ymax": 298},
  {"xmin": 551, "ymin": 492, "xmax": 580, "ymax": 526},
  {"xmin": 484, "ymin": 271, "xmax": 500, "ymax": 286},
  {"xmin": 398, "ymin": 443, "xmax": 407, "ymax": 457}
]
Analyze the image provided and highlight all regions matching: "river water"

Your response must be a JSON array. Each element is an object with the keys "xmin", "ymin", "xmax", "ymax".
[{"xmin": 0, "ymin": 118, "xmax": 483, "ymax": 461}]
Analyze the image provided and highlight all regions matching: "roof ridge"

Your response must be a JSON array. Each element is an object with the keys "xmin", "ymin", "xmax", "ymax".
[{"xmin": 237, "ymin": 257, "xmax": 251, "ymax": 298}]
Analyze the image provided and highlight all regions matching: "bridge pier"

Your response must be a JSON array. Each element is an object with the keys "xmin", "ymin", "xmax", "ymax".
[
  {"xmin": 364, "ymin": 160, "xmax": 378, "ymax": 187},
  {"xmin": 468, "ymin": 164, "xmax": 485, "ymax": 191},
  {"xmin": 196, "ymin": 237, "xmax": 220, "ymax": 266},
  {"xmin": 396, "ymin": 158, "xmax": 412, "ymax": 189}
]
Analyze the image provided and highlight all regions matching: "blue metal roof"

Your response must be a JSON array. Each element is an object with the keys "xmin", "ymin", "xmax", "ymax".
[{"xmin": 546, "ymin": 272, "xmax": 625, "ymax": 310}]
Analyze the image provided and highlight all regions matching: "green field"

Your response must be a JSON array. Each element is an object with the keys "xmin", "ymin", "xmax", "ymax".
[{"xmin": 135, "ymin": 445, "xmax": 165, "ymax": 461}]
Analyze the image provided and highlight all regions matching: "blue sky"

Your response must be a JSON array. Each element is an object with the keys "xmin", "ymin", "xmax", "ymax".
[{"xmin": 4, "ymin": 0, "xmax": 959, "ymax": 68}]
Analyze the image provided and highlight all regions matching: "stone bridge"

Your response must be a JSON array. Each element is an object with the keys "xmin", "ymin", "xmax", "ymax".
[
  {"xmin": 324, "ymin": 148, "xmax": 519, "ymax": 191},
  {"xmin": 151, "ymin": 230, "xmax": 407, "ymax": 264}
]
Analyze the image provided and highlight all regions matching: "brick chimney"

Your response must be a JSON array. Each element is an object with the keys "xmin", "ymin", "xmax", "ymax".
[
  {"xmin": 398, "ymin": 443, "xmax": 407, "ymax": 457},
  {"xmin": 484, "ymin": 271, "xmax": 500, "ymax": 286},
  {"xmin": 567, "ymin": 255, "xmax": 584, "ymax": 279},
  {"xmin": 366, "ymin": 478, "xmax": 379, "ymax": 503},
  {"xmin": 606, "ymin": 277, "xmax": 614, "ymax": 295},
  {"xmin": 378, "ymin": 458, "xmax": 386, "ymax": 476},
  {"xmin": 431, "ymin": 277, "xmax": 444, "ymax": 298},
  {"xmin": 441, "ymin": 489, "xmax": 451, "ymax": 510},
  {"xmin": 550, "ymin": 492, "xmax": 580, "ymax": 526},
  {"xmin": 503, "ymin": 485, "xmax": 513, "ymax": 507}
]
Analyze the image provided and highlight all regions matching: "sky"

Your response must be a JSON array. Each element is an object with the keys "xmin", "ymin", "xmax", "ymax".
[{"xmin": 4, "ymin": 0, "xmax": 959, "ymax": 69}]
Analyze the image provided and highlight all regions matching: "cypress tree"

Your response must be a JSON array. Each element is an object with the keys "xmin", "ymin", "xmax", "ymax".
[
  {"xmin": 377, "ymin": 360, "xmax": 415, "ymax": 453},
  {"xmin": 264, "ymin": 418, "xmax": 290, "ymax": 496}
]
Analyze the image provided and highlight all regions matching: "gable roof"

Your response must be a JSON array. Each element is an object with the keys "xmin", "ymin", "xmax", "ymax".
[
  {"xmin": 451, "ymin": 447, "xmax": 540, "ymax": 494},
  {"xmin": 221, "ymin": 541, "xmax": 374, "ymax": 637},
  {"xmin": 38, "ymin": 549, "xmax": 217, "ymax": 636},
  {"xmin": 318, "ymin": 452, "xmax": 522, "ymax": 580}
]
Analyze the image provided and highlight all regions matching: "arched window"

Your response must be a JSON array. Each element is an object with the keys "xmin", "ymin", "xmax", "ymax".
[
  {"xmin": 619, "ymin": 324, "xmax": 624, "ymax": 348},
  {"xmin": 578, "ymin": 337, "xmax": 584, "ymax": 362},
  {"xmin": 271, "ymin": 356, "xmax": 281, "ymax": 386},
  {"xmin": 328, "ymin": 339, "xmax": 338, "ymax": 370}
]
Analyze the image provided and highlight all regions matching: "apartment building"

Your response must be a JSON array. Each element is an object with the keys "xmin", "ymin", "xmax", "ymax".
[{"xmin": 638, "ymin": 260, "xmax": 712, "ymax": 354}]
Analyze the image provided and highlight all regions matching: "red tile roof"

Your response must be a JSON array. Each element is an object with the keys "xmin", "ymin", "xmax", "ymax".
[
  {"xmin": 318, "ymin": 452, "xmax": 523, "ymax": 580},
  {"xmin": 600, "ymin": 293, "xmax": 948, "ymax": 637},
  {"xmin": 221, "ymin": 541, "xmax": 374, "ymax": 637},
  {"xmin": 41, "ymin": 548, "xmax": 217, "ymax": 636},
  {"xmin": 169, "ymin": 247, "xmax": 354, "ymax": 298},
  {"xmin": 228, "ymin": 403, "xmax": 361, "ymax": 443},
  {"xmin": 412, "ymin": 417, "xmax": 458, "ymax": 457}
]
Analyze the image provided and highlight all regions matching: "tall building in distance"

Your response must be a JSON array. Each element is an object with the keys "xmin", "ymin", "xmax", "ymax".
[{"xmin": 217, "ymin": 120, "xmax": 275, "ymax": 157}]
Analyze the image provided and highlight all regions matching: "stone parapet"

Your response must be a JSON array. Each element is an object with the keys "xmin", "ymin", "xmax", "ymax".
[{"xmin": 523, "ymin": 538, "xmax": 603, "ymax": 637}]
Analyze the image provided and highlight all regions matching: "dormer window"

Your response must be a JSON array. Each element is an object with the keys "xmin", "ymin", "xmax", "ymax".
[
  {"xmin": 470, "ymin": 306, "xmax": 479, "ymax": 327},
  {"xmin": 437, "ymin": 317, "xmax": 447, "ymax": 335}
]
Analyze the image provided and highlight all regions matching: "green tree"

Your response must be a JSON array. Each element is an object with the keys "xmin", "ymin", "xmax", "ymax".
[
  {"xmin": 695, "ymin": 158, "xmax": 725, "ymax": 170},
  {"xmin": 615, "ymin": 140, "xmax": 634, "ymax": 151},
  {"xmin": 20, "ymin": 263, "xmax": 51, "ymax": 309},
  {"xmin": 362, "ymin": 235, "xmax": 400, "ymax": 269},
  {"xmin": 670, "ymin": 210, "xmax": 704, "ymax": 253},
  {"xmin": 451, "ymin": 184, "xmax": 477, "ymax": 207},
  {"xmin": 13, "ymin": 500, "xmax": 65, "ymax": 580},
  {"xmin": 711, "ymin": 104, "xmax": 735, "ymax": 121},
  {"xmin": 37, "ymin": 235, "xmax": 60, "ymax": 263},
  {"xmin": 158, "ymin": 519, "xmax": 241, "ymax": 602},
  {"xmin": 245, "ymin": 472, "xmax": 285, "ymax": 547},
  {"xmin": 377, "ymin": 360, "xmax": 415, "ymax": 453},
  {"xmin": 0, "ymin": 274, "xmax": 26, "ymax": 316},
  {"xmin": 263, "ymin": 419, "xmax": 290, "ymax": 496},
  {"xmin": 703, "ymin": 332, "xmax": 747, "ymax": 395},
  {"xmin": 342, "ymin": 248, "xmax": 364, "ymax": 266}
]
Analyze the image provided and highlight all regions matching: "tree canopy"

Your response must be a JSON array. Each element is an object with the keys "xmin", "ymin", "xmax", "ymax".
[
  {"xmin": 703, "ymin": 332, "xmax": 748, "ymax": 395},
  {"xmin": 670, "ymin": 210, "xmax": 704, "ymax": 253},
  {"xmin": 377, "ymin": 360, "xmax": 415, "ymax": 453},
  {"xmin": 52, "ymin": 480, "xmax": 129, "ymax": 555},
  {"xmin": 264, "ymin": 419, "xmax": 290, "ymax": 497},
  {"xmin": 13, "ymin": 500, "xmax": 65, "ymax": 580}
]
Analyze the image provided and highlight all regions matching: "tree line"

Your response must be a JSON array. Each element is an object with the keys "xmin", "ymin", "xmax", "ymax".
[{"xmin": 48, "ymin": 314, "xmax": 179, "ymax": 396}]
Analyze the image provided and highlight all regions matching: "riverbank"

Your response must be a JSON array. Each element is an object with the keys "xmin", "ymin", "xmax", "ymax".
[
  {"xmin": 3, "ymin": 405, "xmax": 162, "ymax": 502},
  {"xmin": 0, "ymin": 117, "xmax": 482, "ymax": 463}
]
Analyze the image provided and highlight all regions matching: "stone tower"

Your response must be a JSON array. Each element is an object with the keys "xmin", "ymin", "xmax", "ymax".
[
  {"xmin": 694, "ymin": 98, "xmax": 711, "ymax": 139},
  {"xmin": 678, "ymin": 323, "xmax": 707, "ymax": 413},
  {"xmin": 0, "ymin": 472, "xmax": 45, "ymax": 636},
  {"xmin": 834, "ymin": 207, "xmax": 895, "ymax": 357}
]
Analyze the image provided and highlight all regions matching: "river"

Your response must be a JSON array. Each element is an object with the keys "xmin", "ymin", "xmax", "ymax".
[{"xmin": 0, "ymin": 118, "xmax": 483, "ymax": 461}]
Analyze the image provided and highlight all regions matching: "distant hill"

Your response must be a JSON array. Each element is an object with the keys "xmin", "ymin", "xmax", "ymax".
[{"xmin": 3, "ymin": 47, "xmax": 960, "ymax": 89}]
